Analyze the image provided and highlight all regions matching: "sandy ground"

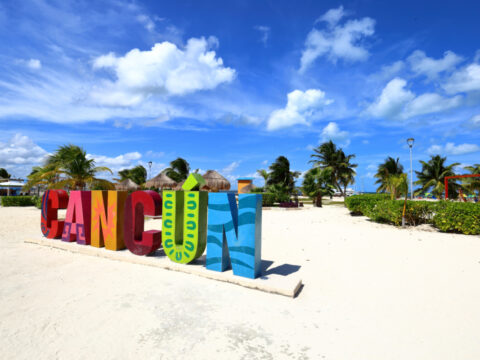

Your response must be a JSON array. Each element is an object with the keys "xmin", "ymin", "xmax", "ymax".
[{"xmin": 1, "ymin": 204, "xmax": 480, "ymax": 360}]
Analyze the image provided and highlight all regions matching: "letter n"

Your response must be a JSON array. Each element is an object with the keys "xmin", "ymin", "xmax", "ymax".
[
  {"xmin": 206, "ymin": 193, "xmax": 262, "ymax": 279},
  {"xmin": 91, "ymin": 190, "xmax": 127, "ymax": 250}
]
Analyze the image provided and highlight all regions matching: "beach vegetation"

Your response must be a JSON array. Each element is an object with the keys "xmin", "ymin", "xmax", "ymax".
[
  {"xmin": 164, "ymin": 158, "xmax": 190, "ymax": 183},
  {"xmin": 0, "ymin": 168, "xmax": 11, "ymax": 179},
  {"xmin": 1, "ymin": 195, "xmax": 38, "ymax": 207},
  {"xmin": 24, "ymin": 144, "xmax": 113, "ymax": 191},
  {"xmin": 462, "ymin": 164, "xmax": 480, "ymax": 197},
  {"xmin": 310, "ymin": 140, "xmax": 357, "ymax": 197},
  {"xmin": 256, "ymin": 169, "xmax": 269, "ymax": 187},
  {"xmin": 118, "ymin": 165, "xmax": 147, "ymax": 186},
  {"xmin": 302, "ymin": 168, "xmax": 335, "ymax": 207},
  {"xmin": 345, "ymin": 194, "xmax": 480, "ymax": 235},
  {"xmin": 374, "ymin": 157, "xmax": 404, "ymax": 194},
  {"xmin": 414, "ymin": 155, "xmax": 459, "ymax": 199}
]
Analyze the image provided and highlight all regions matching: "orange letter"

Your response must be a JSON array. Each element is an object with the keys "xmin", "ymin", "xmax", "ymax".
[{"xmin": 91, "ymin": 190, "xmax": 127, "ymax": 250}]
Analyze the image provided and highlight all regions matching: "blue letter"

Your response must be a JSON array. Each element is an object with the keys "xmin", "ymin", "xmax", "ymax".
[{"xmin": 206, "ymin": 193, "xmax": 262, "ymax": 279}]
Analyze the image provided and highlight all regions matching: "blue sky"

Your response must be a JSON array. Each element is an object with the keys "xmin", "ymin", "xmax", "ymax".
[{"xmin": 1, "ymin": 0, "xmax": 479, "ymax": 191}]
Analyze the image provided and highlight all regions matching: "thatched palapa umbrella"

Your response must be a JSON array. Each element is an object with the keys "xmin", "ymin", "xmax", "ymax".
[
  {"xmin": 145, "ymin": 172, "xmax": 177, "ymax": 189},
  {"xmin": 202, "ymin": 170, "xmax": 230, "ymax": 192},
  {"xmin": 115, "ymin": 178, "xmax": 140, "ymax": 191},
  {"xmin": 174, "ymin": 180, "xmax": 185, "ymax": 191}
]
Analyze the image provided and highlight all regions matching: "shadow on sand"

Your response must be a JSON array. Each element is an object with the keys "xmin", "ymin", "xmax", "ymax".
[{"xmin": 261, "ymin": 260, "xmax": 301, "ymax": 277}]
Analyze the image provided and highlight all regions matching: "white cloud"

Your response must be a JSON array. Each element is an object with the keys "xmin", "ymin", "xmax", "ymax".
[
  {"xmin": 222, "ymin": 161, "xmax": 240, "ymax": 174},
  {"xmin": 87, "ymin": 152, "xmax": 142, "ymax": 174},
  {"xmin": 261, "ymin": 160, "xmax": 268, "ymax": 165},
  {"xmin": 27, "ymin": 59, "xmax": 42, "ymax": 70},
  {"xmin": 320, "ymin": 122, "xmax": 350, "ymax": 146},
  {"xmin": 267, "ymin": 89, "xmax": 333, "ymax": 130},
  {"xmin": 0, "ymin": 134, "xmax": 48, "ymax": 166},
  {"xmin": 407, "ymin": 50, "xmax": 463, "ymax": 79},
  {"xmin": 404, "ymin": 93, "xmax": 463, "ymax": 118},
  {"xmin": 367, "ymin": 78, "xmax": 414, "ymax": 119},
  {"xmin": 91, "ymin": 37, "xmax": 236, "ymax": 106},
  {"xmin": 376, "ymin": 60, "xmax": 405, "ymax": 80},
  {"xmin": 367, "ymin": 77, "xmax": 462, "ymax": 120},
  {"xmin": 136, "ymin": 14, "xmax": 155, "ymax": 32},
  {"xmin": 428, "ymin": 142, "xmax": 480, "ymax": 155},
  {"xmin": 254, "ymin": 25, "xmax": 270, "ymax": 45},
  {"xmin": 300, "ymin": 6, "xmax": 375, "ymax": 71},
  {"xmin": 144, "ymin": 150, "xmax": 165, "ymax": 158},
  {"xmin": 443, "ymin": 63, "xmax": 480, "ymax": 94},
  {"xmin": 465, "ymin": 114, "xmax": 480, "ymax": 129},
  {"xmin": 315, "ymin": 5, "xmax": 346, "ymax": 27},
  {"xmin": 0, "ymin": 134, "xmax": 49, "ymax": 178}
]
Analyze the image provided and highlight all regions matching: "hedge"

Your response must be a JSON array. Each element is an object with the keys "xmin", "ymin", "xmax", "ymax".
[
  {"xmin": 344, "ymin": 194, "xmax": 389, "ymax": 216},
  {"xmin": 433, "ymin": 202, "xmax": 480, "ymax": 235},
  {"xmin": 0, "ymin": 195, "xmax": 39, "ymax": 207},
  {"xmin": 345, "ymin": 194, "xmax": 480, "ymax": 235}
]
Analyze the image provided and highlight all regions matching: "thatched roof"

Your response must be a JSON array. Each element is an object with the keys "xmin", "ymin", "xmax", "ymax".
[
  {"xmin": 115, "ymin": 178, "xmax": 140, "ymax": 191},
  {"xmin": 145, "ymin": 172, "xmax": 177, "ymax": 189},
  {"xmin": 202, "ymin": 170, "xmax": 230, "ymax": 192},
  {"xmin": 174, "ymin": 180, "xmax": 185, "ymax": 191}
]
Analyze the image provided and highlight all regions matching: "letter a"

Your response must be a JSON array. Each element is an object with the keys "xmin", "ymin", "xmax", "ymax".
[{"xmin": 62, "ymin": 191, "xmax": 91, "ymax": 245}]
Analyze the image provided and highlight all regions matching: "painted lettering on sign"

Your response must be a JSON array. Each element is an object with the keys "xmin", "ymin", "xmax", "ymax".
[{"xmin": 40, "ymin": 175, "xmax": 263, "ymax": 279}]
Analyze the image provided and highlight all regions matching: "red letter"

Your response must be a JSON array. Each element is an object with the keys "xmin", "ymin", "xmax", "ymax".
[
  {"xmin": 62, "ymin": 191, "xmax": 91, "ymax": 245},
  {"xmin": 41, "ymin": 190, "xmax": 69, "ymax": 239},
  {"xmin": 124, "ymin": 190, "xmax": 162, "ymax": 255}
]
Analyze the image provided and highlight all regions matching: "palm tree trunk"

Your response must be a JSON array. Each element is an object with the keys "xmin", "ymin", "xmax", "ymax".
[{"xmin": 315, "ymin": 194, "xmax": 322, "ymax": 207}]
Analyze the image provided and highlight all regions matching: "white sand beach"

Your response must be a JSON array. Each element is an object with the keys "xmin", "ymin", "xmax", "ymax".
[{"xmin": 1, "ymin": 204, "xmax": 480, "ymax": 359}]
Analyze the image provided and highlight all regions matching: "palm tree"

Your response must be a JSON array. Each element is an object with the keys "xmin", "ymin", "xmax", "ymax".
[
  {"xmin": 310, "ymin": 140, "xmax": 357, "ymax": 196},
  {"xmin": 164, "ymin": 158, "xmax": 190, "ymax": 183},
  {"xmin": 256, "ymin": 169, "xmax": 269, "ymax": 186},
  {"xmin": 267, "ymin": 156, "xmax": 298, "ymax": 193},
  {"xmin": 414, "ymin": 155, "xmax": 459, "ymax": 199},
  {"xmin": 386, "ymin": 173, "xmax": 408, "ymax": 200},
  {"xmin": 374, "ymin": 157, "xmax": 404, "ymax": 193},
  {"xmin": 463, "ymin": 164, "xmax": 480, "ymax": 197},
  {"xmin": 24, "ymin": 145, "xmax": 113, "ymax": 191},
  {"xmin": 302, "ymin": 168, "xmax": 335, "ymax": 207},
  {"xmin": 337, "ymin": 151, "xmax": 357, "ymax": 197},
  {"xmin": 118, "ymin": 165, "xmax": 147, "ymax": 185}
]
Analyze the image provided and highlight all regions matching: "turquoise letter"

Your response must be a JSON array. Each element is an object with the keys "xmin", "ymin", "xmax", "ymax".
[{"xmin": 206, "ymin": 193, "xmax": 262, "ymax": 279}]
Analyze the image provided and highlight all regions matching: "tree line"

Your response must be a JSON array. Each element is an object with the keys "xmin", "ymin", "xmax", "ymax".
[{"xmin": 16, "ymin": 142, "xmax": 480, "ymax": 202}]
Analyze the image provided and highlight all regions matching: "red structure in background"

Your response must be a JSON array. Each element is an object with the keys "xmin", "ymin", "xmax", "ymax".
[{"xmin": 444, "ymin": 174, "xmax": 480, "ymax": 199}]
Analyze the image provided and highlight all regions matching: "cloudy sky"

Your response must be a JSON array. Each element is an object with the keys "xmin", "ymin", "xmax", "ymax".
[{"xmin": 0, "ymin": 0, "xmax": 479, "ymax": 190}]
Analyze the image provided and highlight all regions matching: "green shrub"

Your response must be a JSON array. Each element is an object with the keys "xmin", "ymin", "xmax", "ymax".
[
  {"xmin": 34, "ymin": 195, "xmax": 42, "ymax": 209},
  {"xmin": 346, "ymin": 195, "xmax": 480, "ymax": 235},
  {"xmin": 433, "ymin": 202, "xmax": 480, "ymax": 235},
  {"xmin": 345, "ymin": 194, "xmax": 388, "ymax": 215},
  {"xmin": 367, "ymin": 200, "xmax": 437, "ymax": 226},
  {"xmin": 261, "ymin": 193, "xmax": 275, "ymax": 207},
  {"xmin": 246, "ymin": 189, "xmax": 274, "ymax": 206},
  {"xmin": 1, "ymin": 196, "xmax": 37, "ymax": 207}
]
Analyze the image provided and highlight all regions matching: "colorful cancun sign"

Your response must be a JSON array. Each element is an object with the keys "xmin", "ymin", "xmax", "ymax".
[{"xmin": 40, "ymin": 174, "xmax": 262, "ymax": 279}]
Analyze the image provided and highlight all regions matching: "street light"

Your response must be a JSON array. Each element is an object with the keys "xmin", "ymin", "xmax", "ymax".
[
  {"xmin": 407, "ymin": 138, "xmax": 415, "ymax": 200},
  {"xmin": 148, "ymin": 161, "xmax": 152, "ymax": 180}
]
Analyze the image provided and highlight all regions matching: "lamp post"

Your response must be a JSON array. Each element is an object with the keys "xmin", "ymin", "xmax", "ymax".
[
  {"xmin": 407, "ymin": 138, "xmax": 414, "ymax": 200},
  {"xmin": 148, "ymin": 161, "xmax": 152, "ymax": 180}
]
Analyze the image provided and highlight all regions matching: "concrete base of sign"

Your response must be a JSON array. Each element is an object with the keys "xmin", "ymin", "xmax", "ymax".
[{"xmin": 25, "ymin": 238, "xmax": 302, "ymax": 298}]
